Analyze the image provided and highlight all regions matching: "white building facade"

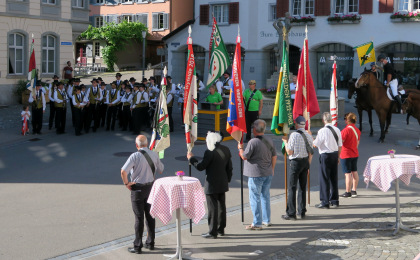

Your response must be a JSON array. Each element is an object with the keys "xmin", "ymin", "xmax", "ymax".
[
  {"xmin": 0, "ymin": 0, "xmax": 90, "ymax": 105},
  {"xmin": 164, "ymin": 0, "xmax": 420, "ymax": 98}
]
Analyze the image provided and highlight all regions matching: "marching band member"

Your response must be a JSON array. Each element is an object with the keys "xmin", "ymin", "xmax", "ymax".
[
  {"xmin": 106, "ymin": 82, "xmax": 121, "ymax": 131},
  {"xmin": 28, "ymin": 81, "xmax": 46, "ymax": 135},
  {"xmin": 72, "ymin": 86, "xmax": 86, "ymax": 136},
  {"xmin": 84, "ymin": 78, "xmax": 102, "ymax": 133},
  {"xmin": 54, "ymin": 82, "xmax": 68, "ymax": 134},
  {"xmin": 121, "ymin": 84, "xmax": 133, "ymax": 131},
  {"xmin": 99, "ymin": 82, "xmax": 108, "ymax": 128},
  {"xmin": 48, "ymin": 75, "xmax": 59, "ymax": 130}
]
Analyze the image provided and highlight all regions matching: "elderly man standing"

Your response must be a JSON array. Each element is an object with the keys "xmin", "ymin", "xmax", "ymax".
[
  {"xmin": 238, "ymin": 119, "xmax": 277, "ymax": 230},
  {"xmin": 187, "ymin": 132, "xmax": 233, "ymax": 239},
  {"xmin": 121, "ymin": 135, "xmax": 164, "ymax": 254},
  {"xmin": 282, "ymin": 116, "xmax": 313, "ymax": 220},
  {"xmin": 243, "ymin": 80, "xmax": 263, "ymax": 142},
  {"xmin": 313, "ymin": 112, "xmax": 342, "ymax": 209}
]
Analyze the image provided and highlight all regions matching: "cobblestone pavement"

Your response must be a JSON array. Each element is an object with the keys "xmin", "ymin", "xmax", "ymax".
[
  {"xmin": 264, "ymin": 201, "xmax": 420, "ymax": 260},
  {"xmin": 0, "ymin": 104, "xmax": 23, "ymax": 131}
]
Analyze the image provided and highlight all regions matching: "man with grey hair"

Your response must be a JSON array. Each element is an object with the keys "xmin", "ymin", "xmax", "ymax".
[
  {"xmin": 238, "ymin": 119, "xmax": 277, "ymax": 230},
  {"xmin": 282, "ymin": 116, "xmax": 313, "ymax": 220},
  {"xmin": 313, "ymin": 112, "xmax": 342, "ymax": 209},
  {"xmin": 121, "ymin": 135, "xmax": 164, "ymax": 254}
]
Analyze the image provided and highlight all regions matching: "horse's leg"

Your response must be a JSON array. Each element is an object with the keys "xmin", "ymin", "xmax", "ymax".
[
  {"xmin": 406, "ymin": 113, "xmax": 410, "ymax": 125},
  {"xmin": 377, "ymin": 110, "xmax": 386, "ymax": 143},
  {"xmin": 358, "ymin": 107, "xmax": 363, "ymax": 132},
  {"xmin": 368, "ymin": 109, "xmax": 373, "ymax": 137},
  {"xmin": 384, "ymin": 103, "xmax": 393, "ymax": 134}
]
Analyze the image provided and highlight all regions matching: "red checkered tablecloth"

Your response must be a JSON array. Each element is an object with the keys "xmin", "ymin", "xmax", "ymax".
[
  {"xmin": 147, "ymin": 176, "xmax": 206, "ymax": 225},
  {"xmin": 363, "ymin": 154, "xmax": 420, "ymax": 192}
]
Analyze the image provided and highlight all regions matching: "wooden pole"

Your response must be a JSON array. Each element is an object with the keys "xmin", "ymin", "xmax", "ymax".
[
  {"xmin": 189, "ymin": 163, "xmax": 192, "ymax": 233},
  {"xmin": 240, "ymin": 157, "xmax": 244, "ymax": 222}
]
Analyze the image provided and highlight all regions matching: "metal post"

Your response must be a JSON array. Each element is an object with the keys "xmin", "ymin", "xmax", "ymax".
[{"xmin": 142, "ymin": 31, "xmax": 146, "ymax": 78}]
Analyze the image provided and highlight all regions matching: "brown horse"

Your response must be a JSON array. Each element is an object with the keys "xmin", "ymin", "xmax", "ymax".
[
  {"xmin": 355, "ymin": 71, "xmax": 393, "ymax": 143},
  {"xmin": 348, "ymin": 78, "xmax": 374, "ymax": 136},
  {"xmin": 402, "ymin": 89, "xmax": 420, "ymax": 149}
]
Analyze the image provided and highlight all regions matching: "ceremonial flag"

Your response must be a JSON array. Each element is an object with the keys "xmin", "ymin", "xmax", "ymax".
[
  {"xmin": 206, "ymin": 17, "xmax": 231, "ymax": 89},
  {"xmin": 226, "ymin": 31, "xmax": 246, "ymax": 142},
  {"xmin": 293, "ymin": 35, "xmax": 320, "ymax": 128},
  {"xmin": 271, "ymin": 40, "xmax": 293, "ymax": 136},
  {"xmin": 330, "ymin": 61, "xmax": 338, "ymax": 126},
  {"xmin": 26, "ymin": 36, "xmax": 37, "ymax": 95},
  {"xmin": 354, "ymin": 41, "xmax": 376, "ymax": 66},
  {"xmin": 149, "ymin": 67, "xmax": 170, "ymax": 153},
  {"xmin": 184, "ymin": 26, "xmax": 198, "ymax": 153},
  {"xmin": 22, "ymin": 116, "xmax": 28, "ymax": 135}
]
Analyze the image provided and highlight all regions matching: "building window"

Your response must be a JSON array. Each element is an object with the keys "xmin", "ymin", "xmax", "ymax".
[
  {"xmin": 212, "ymin": 4, "xmax": 229, "ymax": 24},
  {"xmin": 292, "ymin": 0, "xmax": 314, "ymax": 16},
  {"xmin": 122, "ymin": 15, "xmax": 133, "ymax": 22},
  {"xmin": 42, "ymin": 0, "xmax": 55, "ymax": 4},
  {"xmin": 95, "ymin": 0, "xmax": 104, "ymax": 3},
  {"xmin": 94, "ymin": 42, "xmax": 100, "ymax": 57},
  {"xmin": 121, "ymin": 0, "xmax": 133, "ymax": 3},
  {"xmin": 398, "ymin": 0, "xmax": 420, "ymax": 12},
  {"xmin": 73, "ymin": 0, "xmax": 84, "ymax": 8},
  {"xmin": 334, "ymin": 0, "xmax": 358, "ymax": 14},
  {"xmin": 95, "ymin": 16, "xmax": 104, "ymax": 27},
  {"xmin": 42, "ymin": 35, "xmax": 56, "ymax": 74},
  {"xmin": 269, "ymin": 4, "xmax": 277, "ymax": 21},
  {"xmin": 152, "ymin": 13, "xmax": 168, "ymax": 31},
  {"xmin": 136, "ymin": 13, "xmax": 148, "ymax": 27},
  {"xmin": 8, "ymin": 33, "xmax": 25, "ymax": 75}
]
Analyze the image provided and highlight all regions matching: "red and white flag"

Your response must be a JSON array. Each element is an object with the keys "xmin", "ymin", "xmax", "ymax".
[
  {"xmin": 293, "ymin": 35, "xmax": 320, "ymax": 129},
  {"xmin": 330, "ymin": 61, "xmax": 338, "ymax": 126},
  {"xmin": 184, "ymin": 26, "xmax": 198, "ymax": 153}
]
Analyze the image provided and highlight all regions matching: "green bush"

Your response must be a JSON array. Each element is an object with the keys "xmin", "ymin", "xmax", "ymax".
[{"xmin": 14, "ymin": 80, "xmax": 28, "ymax": 104}]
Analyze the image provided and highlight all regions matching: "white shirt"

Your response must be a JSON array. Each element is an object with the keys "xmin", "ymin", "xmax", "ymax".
[
  {"xmin": 84, "ymin": 86, "xmax": 103, "ymax": 103},
  {"xmin": 106, "ymin": 89, "xmax": 121, "ymax": 105},
  {"xmin": 54, "ymin": 89, "xmax": 68, "ymax": 105},
  {"xmin": 67, "ymin": 85, "xmax": 74, "ymax": 99},
  {"xmin": 72, "ymin": 93, "xmax": 86, "ymax": 107},
  {"xmin": 313, "ymin": 123, "xmax": 343, "ymax": 154},
  {"xmin": 21, "ymin": 110, "xmax": 31, "ymax": 121},
  {"xmin": 167, "ymin": 92, "xmax": 173, "ymax": 104},
  {"xmin": 121, "ymin": 92, "xmax": 133, "ymax": 105},
  {"xmin": 215, "ymin": 81, "xmax": 223, "ymax": 94},
  {"xmin": 290, "ymin": 82, "xmax": 296, "ymax": 100},
  {"xmin": 28, "ymin": 90, "xmax": 46, "ymax": 111}
]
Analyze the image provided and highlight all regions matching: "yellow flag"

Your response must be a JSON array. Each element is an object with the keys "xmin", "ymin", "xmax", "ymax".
[{"xmin": 354, "ymin": 41, "xmax": 376, "ymax": 66}]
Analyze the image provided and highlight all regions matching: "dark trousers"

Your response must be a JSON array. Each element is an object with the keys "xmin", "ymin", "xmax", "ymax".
[
  {"xmin": 131, "ymin": 187, "xmax": 155, "ymax": 249},
  {"xmin": 180, "ymin": 103, "xmax": 184, "ymax": 124},
  {"xmin": 69, "ymin": 101, "xmax": 75, "ymax": 126},
  {"xmin": 122, "ymin": 105, "xmax": 132, "ymax": 131},
  {"xmin": 286, "ymin": 158, "xmax": 309, "ymax": 217},
  {"xmin": 245, "ymin": 110, "xmax": 259, "ymax": 141},
  {"xmin": 139, "ymin": 107, "xmax": 149, "ymax": 131},
  {"xmin": 55, "ymin": 107, "xmax": 66, "ymax": 134},
  {"xmin": 73, "ymin": 108, "xmax": 83, "ymax": 135},
  {"xmin": 32, "ymin": 107, "xmax": 43, "ymax": 134},
  {"xmin": 86, "ymin": 104, "xmax": 99, "ymax": 132},
  {"xmin": 132, "ymin": 107, "xmax": 141, "ymax": 134},
  {"xmin": 206, "ymin": 193, "xmax": 226, "ymax": 236},
  {"xmin": 106, "ymin": 106, "xmax": 117, "ymax": 130},
  {"xmin": 48, "ymin": 102, "xmax": 56, "ymax": 129},
  {"xmin": 117, "ymin": 105, "xmax": 123, "ymax": 128},
  {"xmin": 167, "ymin": 106, "xmax": 174, "ymax": 132},
  {"xmin": 99, "ymin": 103, "xmax": 107, "ymax": 127},
  {"xmin": 319, "ymin": 152, "xmax": 339, "ymax": 206}
]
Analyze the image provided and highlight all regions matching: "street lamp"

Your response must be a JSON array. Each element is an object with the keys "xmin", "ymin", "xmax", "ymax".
[{"xmin": 142, "ymin": 30, "xmax": 146, "ymax": 78}]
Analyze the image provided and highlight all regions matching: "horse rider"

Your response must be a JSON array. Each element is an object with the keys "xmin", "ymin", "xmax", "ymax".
[{"xmin": 378, "ymin": 54, "xmax": 402, "ymax": 113}]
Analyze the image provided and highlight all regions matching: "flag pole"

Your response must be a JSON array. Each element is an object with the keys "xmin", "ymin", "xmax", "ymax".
[
  {"xmin": 189, "ymin": 163, "xmax": 192, "ymax": 233},
  {"xmin": 187, "ymin": 26, "xmax": 193, "ymax": 234},
  {"xmin": 304, "ymin": 25, "xmax": 311, "ymax": 206},
  {"xmin": 240, "ymin": 156, "xmax": 244, "ymax": 223}
]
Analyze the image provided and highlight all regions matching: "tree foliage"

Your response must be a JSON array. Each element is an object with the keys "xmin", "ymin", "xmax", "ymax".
[{"xmin": 79, "ymin": 21, "xmax": 148, "ymax": 71}]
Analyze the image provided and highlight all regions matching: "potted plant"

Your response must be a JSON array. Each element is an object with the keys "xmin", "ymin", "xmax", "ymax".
[
  {"xmin": 390, "ymin": 12, "xmax": 420, "ymax": 22},
  {"xmin": 290, "ymin": 16, "xmax": 316, "ymax": 26},
  {"xmin": 328, "ymin": 14, "xmax": 362, "ymax": 24},
  {"xmin": 14, "ymin": 79, "xmax": 30, "ymax": 105}
]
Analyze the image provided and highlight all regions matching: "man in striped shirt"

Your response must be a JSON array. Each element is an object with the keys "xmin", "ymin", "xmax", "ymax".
[{"xmin": 282, "ymin": 116, "xmax": 313, "ymax": 220}]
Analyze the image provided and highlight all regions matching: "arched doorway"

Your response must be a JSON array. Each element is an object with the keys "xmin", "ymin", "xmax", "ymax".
[
  {"xmin": 316, "ymin": 43, "xmax": 354, "ymax": 90},
  {"xmin": 378, "ymin": 42, "xmax": 420, "ymax": 89},
  {"xmin": 268, "ymin": 44, "xmax": 300, "ymax": 76}
]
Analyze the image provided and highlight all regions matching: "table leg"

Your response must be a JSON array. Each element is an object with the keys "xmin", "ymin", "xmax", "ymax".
[
  {"xmin": 377, "ymin": 178, "xmax": 420, "ymax": 236},
  {"xmin": 163, "ymin": 208, "xmax": 197, "ymax": 260}
]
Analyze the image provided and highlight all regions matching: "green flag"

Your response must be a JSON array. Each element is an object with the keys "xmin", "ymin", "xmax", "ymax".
[
  {"xmin": 271, "ymin": 40, "xmax": 293, "ymax": 153},
  {"xmin": 206, "ymin": 17, "xmax": 231, "ymax": 89}
]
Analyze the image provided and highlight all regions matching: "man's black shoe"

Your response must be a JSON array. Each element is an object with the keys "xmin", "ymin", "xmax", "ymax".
[
  {"xmin": 297, "ymin": 213, "xmax": 306, "ymax": 219},
  {"xmin": 281, "ymin": 214, "xmax": 297, "ymax": 220},
  {"xmin": 217, "ymin": 231, "xmax": 225, "ymax": 236},
  {"xmin": 330, "ymin": 204, "xmax": 339, "ymax": 208},
  {"xmin": 127, "ymin": 247, "xmax": 141, "ymax": 254},
  {"xmin": 145, "ymin": 244, "xmax": 154, "ymax": 250},
  {"xmin": 315, "ymin": 203, "xmax": 329, "ymax": 209},
  {"xmin": 201, "ymin": 232, "xmax": 217, "ymax": 239}
]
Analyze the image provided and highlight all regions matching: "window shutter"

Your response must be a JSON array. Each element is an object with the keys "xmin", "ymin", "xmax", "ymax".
[
  {"xmin": 359, "ymin": 0, "xmax": 372, "ymax": 14},
  {"xmin": 379, "ymin": 0, "xmax": 394, "ymax": 13},
  {"xmin": 163, "ymin": 13, "xmax": 168, "ymax": 29},
  {"xmin": 315, "ymin": 0, "xmax": 331, "ymax": 16},
  {"xmin": 90, "ymin": 0, "xmax": 95, "ymax": 4},
  {"xmin": 89, "ymin": 16, "xmax": 95, "ymax": 26},
  {"xmin": 199, "ymin": 4, "xmax": 209, "ymax": 25},
  {"xmin": 276, "ymin": 0, "xmax": 289, "ymax": 18},
  {"xmin": 137, "ymin": 13, "xmax": 148, "ymax": 26},
  {"xmin": 152, "ymin": 13, "xmax": 158, "ymax": 30},
  {"xmin": 228, "ymin": 2, "xmax": 239, "ymax": 24}
]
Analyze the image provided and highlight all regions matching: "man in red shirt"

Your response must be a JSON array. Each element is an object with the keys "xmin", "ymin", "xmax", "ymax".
[{"xmin": 340, "ymin": 112, "xmax": 361, "ymax": 198}]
